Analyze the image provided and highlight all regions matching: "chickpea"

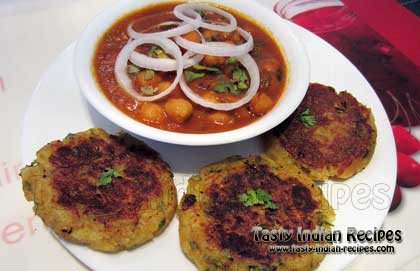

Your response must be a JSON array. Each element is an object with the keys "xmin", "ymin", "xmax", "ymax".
[
  {"xmin": 259, "ymin": 59, "xmax": 280, "ymax": 73},
  {"xmin": 208, "ymin": 112, "xmax": 234, "ymax": 126},
  {"xmin": 202, "ymin": 91, "xmax": 219, "ymax": 103},
  {"xmin": 234, "ymin": 106, "xmax": 251, "ymax": 119},
  {"xmin": 250, "ymin": 93, "xmax": 274, "ymax": 115},
  {"xmin": 157, "ymin": 81, "xmax": 172, "ymax": 93},
  {"xmin": 164, "ymin": 98, "xmax": 193, "ymax": 124},
  {"xmin": 138, "ymin": 102, "xmax": 166, "ymax": 124},
  {"xmin": 202, "ymin": 55, "xmax": 226, "ymax": 66},
  {"xmin": 182, "ymin": 31, "xmax": 202, "ymax": 43},
  {"xmin": 135, "ymin": 70, "xmax": 162, "ymax": 87},
  {"xmin": 202, "ymin": 29, "xmax": 218, "ymax": 41}
]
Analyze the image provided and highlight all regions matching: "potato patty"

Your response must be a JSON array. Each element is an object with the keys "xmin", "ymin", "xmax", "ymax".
[
  {"xmin": 20, "ymin": 128, "xmax": 177, "ymax": 252},
  {"xmin": 265, "ymin": 83, "xmax": 377, "ymax": 180},
  {"xmin": 178, "ymin": 156, "xmax": 335, "ymax": 271}
]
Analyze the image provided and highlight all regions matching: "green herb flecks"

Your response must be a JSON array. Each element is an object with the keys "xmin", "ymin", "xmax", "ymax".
[
  {"xmin": 225, "ymin": 57, "xmax": 238, "ymax": 65},
  {"xmin": 127, "ymin": 64, "xmax": 141, "ymax": 74},
  {"xmin": 98, "ymin": 168, "xmax": 122, "ymax": 186},
  {"xmin": 299, "ymin": 108, "xmax": 317, "ymax": 127},
  {"xmin": 140, "ymin": 85, "xmax": 159, "ymax": 96},
  {"xmin": 214, "ymin": 76, "xmax": 237, "ymax": 94},
  {"xmin": 192, "ymin": 64, "xmax": 221, "ymax": 73},
  {"xmin": 158, "ymin": 218, "xmax": 166, "ymax": 230},
  {"xmin": 184, "ymin": 70, "xmax": 205, "ymax": 82},
  {"xmin": 238, "ymin": 189, "xmax": 278, "ymax": 210},
  {"xmin": 232, "ymin": 68, "xmax": 249, "ymax": 84},
  {"xmin": 231, "ymin": 68, "xmax": 249, "ymax": 91},
  {"xmin": 150, "ymin": 46, "xmax": 166, "ymax": 58},
  {"xmin": 144, "ymin": 69, "xmax": 155, "ymax": 81}
]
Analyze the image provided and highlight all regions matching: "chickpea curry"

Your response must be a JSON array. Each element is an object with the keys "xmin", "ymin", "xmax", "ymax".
[{"xmin": 93, "ymin": 2, "xmax": 287, "ymax": 134}]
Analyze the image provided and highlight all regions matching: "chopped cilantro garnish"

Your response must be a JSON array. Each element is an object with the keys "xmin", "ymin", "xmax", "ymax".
[
  {"xmin": 140, "ymin": 85, "xmax": 159, "ymax": 96},
  {"xmin": 225, "ymin": 57, "xmax": 238, "ymax": 65},
  {"xmin": 299, "ymin": 108, "xmax": 317, "ymax": 127},
  {"xmin": 127, "ymin": 64, "xmax": 141, "ymax": 74},
  {"xmin": 214, "ymin": 76, "xmax": 234, "ymax": 93},
  {"xmin": 185, "ymin": 70, "xmax": 205, "ymax": 82},
  {"xmin": 98, "ymin": 168, "xmax": 122, "ymax": 186},
  {"xmin": 238, "ymin": 189, "xmax": 278, "ymax": 210},
  {"xmin": 150, "ymin": 46, "xmax": 166, "ymax": 58},
  {"xmin": 231, "ymin": 68, "xmax": 249, "ymax": 90},
  {"xmin": 192, "ymin": 64, "xmax": 221, "ymax": 73},
  {"xmin": 238, "ymin": 81, "xmax": 248, "ymax": 90},
  {"xmin": 232, "ymin": 68, "xmax": 249, "ymax": 83},
  {"xmin": 144, "ymin": 69, "xmax": 155, "ymax": 81},
  {"xmin": 158, "ymin": 218, "xmax": 166, "ymax": 230}
]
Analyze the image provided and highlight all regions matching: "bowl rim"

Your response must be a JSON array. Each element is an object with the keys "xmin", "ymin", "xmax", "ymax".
[{"xmin": 74, "ymin": 0, "xmax": 310, "ymax": 146}]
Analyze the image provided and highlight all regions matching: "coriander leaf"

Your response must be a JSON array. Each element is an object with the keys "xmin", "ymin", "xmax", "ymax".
[
  {"xmin": 299, "ymin": 108, "xmax": 317, "ymax": 127},
  {"xmin": 158, "ymin": 218, "xmax": 166, "ymax": 230},
  {"xmin": 150, "ymin": 46, "xmax": 166, "ymax": 58},
  {"xmin": 214, "ymin": 76, "xmax": 233, "ymax": 93},
  {"xmin": 230, "ymin": 84, "xmax": 240, "ymax": 95},
  {"xmin": 225, "ymin": 57, "xmax": 238, "ymax": 65},
  {"xmin": 264, "ymin": 201, "xmax": 278, "ymax": 210},
  {"xmin": 185, "ymin": 70, "xmax": 205, "ymax": 82},
  {"xmin": 98, "ymin": 168, "xmax": 122, "ymax": 186},
  {"xmin": 237, "ymin": 81, "xmax": 248, "ymax": 90},
  {"xmin": 232, "ymin": 68, "xmax": 249, "ymax": 83},
  {"xmin": 144, "ymin": 69, "xmax": 155, "ymax": 81},
  {"xmin": 255, "ymin": 189, "xmax": 272, "ymax": 202},
  {"xmin": 140, "ymin": 85, "xmax": 159, "ymax": 96},
  {"xmin": 193, "ymin": 64, "xmax": 221, "ymax": 73},
  {"xmin": 127, "ymin": 64, "xmax": 141, "ymax": 74},
  {"xmin": 238, "ymin": 189, "xmax": 278, "ymax": 210}
]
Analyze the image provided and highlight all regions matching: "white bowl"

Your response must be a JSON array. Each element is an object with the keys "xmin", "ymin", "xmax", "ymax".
[{"xmin": 74, "ymin": 0, "xmax": 310, "ymax": 146}]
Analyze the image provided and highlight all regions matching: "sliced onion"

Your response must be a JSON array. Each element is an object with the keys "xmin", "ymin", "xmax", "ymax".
[
  {"xmin": 175, "ymin": 27, "xmax": 253, "ymax": 57},
  {"xmin": 129, "ymin": 50, "xmax": 203, "ymax": 71},
  {"xmin": 127, "ymin": 17, "xmax": 199, "ymax": 39},
  {"xmin": 115, "ymin": 37, "xmax": 183, "ymax": 101},
  {"xmin": 180, "ymin": 52, "xmax": 260, "ymax": 111},
  {"xmin": 129, "ymin": 30, "xmax": 205, "ymax": 71},
  {"xmin": 174, "ymin": 3, "xmax": 237, "ymax": 32}
]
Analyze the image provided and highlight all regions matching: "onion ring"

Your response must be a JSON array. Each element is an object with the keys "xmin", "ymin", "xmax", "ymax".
[
  {"xmin": 115, "ymin": 37, "xmax": 184, "ymax": 101},
  {"xmin": 129, "ymin": 50, "xmax": 203, "ymax": 72},
  {"xmin": 174, "ymin": 27, "xmax": 253, "ymax": 56},
  {"xmin": 129, "ymin": 29, "xmax": 205, "ymax": 71},
  {"xmin": 179, "ymin": 52, "xmax": 260, "ymax": 111},
  {"xmin": 127, "ymin": 12, "xmax": 199, "ymax": 39},
  {"xmin": 174, "ymin": 3, "xmax": 237, "ymax": 32}
]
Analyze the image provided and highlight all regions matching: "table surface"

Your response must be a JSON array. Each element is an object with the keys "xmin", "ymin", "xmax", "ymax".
[{"xmin": 0, "ymin": 0, "xmax": 418, "ymax": 270}]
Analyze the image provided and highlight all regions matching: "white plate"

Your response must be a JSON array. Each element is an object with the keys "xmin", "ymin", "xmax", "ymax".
[{"xmin": 22, "ymin": 23, "xmax": 396, "ymax": 271}]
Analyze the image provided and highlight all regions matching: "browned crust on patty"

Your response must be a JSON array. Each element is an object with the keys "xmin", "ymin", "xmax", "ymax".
[
  {"xmin": 21, "ymin": 128, "xmax": 177, "ymax": 252},
  {"xmin": 267, "ymin": 83, "xmax": 377, "ymax": 180},
  {"xmin": 178, "ymin": 156, "xmax": 335, "ymax": 271}
]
